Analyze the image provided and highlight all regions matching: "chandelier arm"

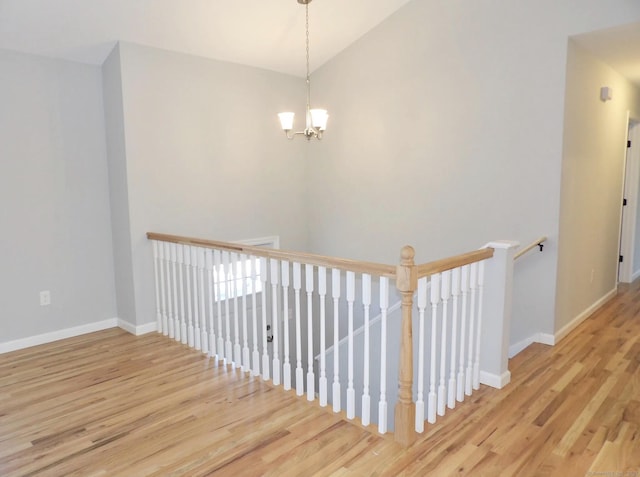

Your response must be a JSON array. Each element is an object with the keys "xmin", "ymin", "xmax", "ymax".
[{"xmin": 278, "ymin": 0, "xmax": 326, "ymax": 141}]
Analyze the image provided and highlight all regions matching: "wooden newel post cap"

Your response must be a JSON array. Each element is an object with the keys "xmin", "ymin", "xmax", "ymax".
[
  {"xmin": 400, "ymin": 245, "xmax": 415, "ymax": 265},
  {"xmin": 397, "ymin": 246, "xmax": 417, "ymax": 293}
]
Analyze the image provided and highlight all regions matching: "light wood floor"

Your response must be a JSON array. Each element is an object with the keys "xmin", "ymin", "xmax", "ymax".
[{"xmin": 2, "ymin": 282, "xmax": 640, "ymax": 476}]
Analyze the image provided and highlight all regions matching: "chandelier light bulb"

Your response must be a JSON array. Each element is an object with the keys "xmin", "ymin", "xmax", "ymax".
[{"xmin": 277, "ymin": 0, "xmax": 328, "ymax": 141}]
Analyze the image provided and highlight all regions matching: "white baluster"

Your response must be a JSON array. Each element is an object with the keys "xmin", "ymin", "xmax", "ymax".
[
  {"xmin": 438, "ymin": 270, "xmax": 451, "ymax": 417},
  {"xmin": 448, "ymin": 267, "xmax": 460, "ymax": 409},
  {"xmin": 165, "ymin": 242, "xmax": 174, "ymax": 339},
  {"xmin": 241, "ymin": 255, "xmax": 250, "ymax": 372},
  {"xmin": 361, "ymin": 273, "xmax": 372, "ymax": 427},
  {"xmin": 178, "ymin": 245, "xmax": 187, "ymax": 344},
  {"xmin": 428, "ymin": 273, "xmax": 440, "ymax": 424},
  {"xmin": 318, "ymin": 267, "xmax": 327, "ymax": 407},
  {"xmin": 231, "ymin": 253, "xmax": 241, "ymax": 367},
  {"xmin": 271, "ymin": 259, "xmax": 281, "ymax": 386},
  {"xmin": 185, "ymin": 245, "xmax": 195, "ymax": 347},
  {"xmin": 214, "ymin": 249, "xmax": 224, "ymax": 360},
  {"xmin": 260, "ymin": 256, "xmax": 270, "ymax": 380},
  {"xmin": 473, "ymin": 261, "xmax": 485, "ymax": 390},
  {"xmin": 206, "ymin": 249, "xmax": 216, "ymax": 357},
  {"xmin": 198, "ymin": 247, "xmax": 207, "ymax": 353},
  {"xmin": 332, "ymin": 268, "xmax": 341, "ymax": 413},
  {"xmin": 171, "ymin": 244, "xmax": 179, "ymax": 341},
  {"xmin": 251, "ymin": 257, "xmax": 260, "ymax": 376},
  {"xmin": 305, "ymin": 264, "xmax": 315, "ymax": 401},
  {"xmin": 457, "ymin": 265, "xmax": 469, "ymax": 402},
  {"xmin": 415, "ymin": 276, "xmax": 428, "ymax": 432},
  {"xmin": 346, "ymin": 271, "xmax": 355, "ymax": 419},
  {"xmin": 282, "ymin": 261, "xmax": 291, "ymax": 390},
  {"xmin": 158, "ymin": 241, "xmax": 167, "ymax": 335},
  {"xmin": 466, "ymin": 262, "xmax": 478, "ymax": 396},
  {"xmin": 294, "ymin": 262, "xmax": 303, "ymax": 396},
  {"xmin": 223, "ymin": 251, "xmax": 232, "ymax": 364},
  {"xmin": 192, "ymin": 247, "xmax": 201, "ymax": 350},
  {"xmin": 152, "ymin": 241, "xmax": 162, "ymax": 333},
  {"xmin": 378, "ymin": 276, "xmax": 389, "ymax": 434}
]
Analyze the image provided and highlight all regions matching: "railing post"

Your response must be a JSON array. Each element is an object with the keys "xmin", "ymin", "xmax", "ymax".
[
  {"xmin": 479, "ymin": 241, "xmax": 519, "ymax": 389},
  {"xmin": 394, "ymin": 245, "xmax": 417, "ymax": 447}
]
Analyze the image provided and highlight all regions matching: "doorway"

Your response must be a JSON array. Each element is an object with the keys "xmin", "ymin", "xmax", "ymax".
[{"xmin": 618, "ymin": 117, "xmax": 640, "ymax": 283}]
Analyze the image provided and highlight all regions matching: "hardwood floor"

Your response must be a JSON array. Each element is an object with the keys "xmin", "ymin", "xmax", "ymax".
[{"xmin": 1, "ymin": 282, "xmax": 640, "ymax": 476}]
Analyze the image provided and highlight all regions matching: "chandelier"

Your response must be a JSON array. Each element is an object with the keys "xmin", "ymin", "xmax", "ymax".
[{"xmin": 278, "ymin": 0, "xmax": 328, "ymax": 140}]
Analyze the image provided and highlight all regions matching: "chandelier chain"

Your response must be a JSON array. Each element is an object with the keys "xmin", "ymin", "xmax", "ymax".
[{"xmin": 305, "ymin": 2, "xmax": 311, "ymax": 114}]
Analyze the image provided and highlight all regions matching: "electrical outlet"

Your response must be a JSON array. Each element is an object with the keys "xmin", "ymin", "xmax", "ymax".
[{"xmin": 40, "ymin": 290, "xmax": 51, "ymax": 306}]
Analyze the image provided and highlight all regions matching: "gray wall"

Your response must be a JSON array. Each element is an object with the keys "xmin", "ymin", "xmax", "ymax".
[
  {"xmin": 305, "ymin": 0, "xmax": 640, "ymax": 347},
  {"xmin": 104, "ymin": 42, "xmax": 311, "ymax": 326},
  {"xmin": 0, "ymin": 49, "xmax": 117, "ymax": 342}
]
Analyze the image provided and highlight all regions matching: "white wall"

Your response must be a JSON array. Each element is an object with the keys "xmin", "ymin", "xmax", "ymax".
[
  {"xmin": 305, "ymin": 0, "xmax": 640, "ymax": 349},
  {"xmin": 0, "ymin": 49, "xmax": 117, "ymax": 342},
  {"xmin": 556, "ymin": 40, "xmax": 640, "ymax": 333},
  {"xmin": 104, "ymin": 42, "xmax": 311, "ymax": 326}
]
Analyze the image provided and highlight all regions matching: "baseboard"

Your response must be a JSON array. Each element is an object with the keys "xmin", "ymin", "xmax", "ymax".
[
  {"xmin": 554, "ymin": 287, "xmax": 617, "ymax": 344},
  {"xmin": 632, "ymin": 268, "xmax": 640, "ymax": 282},
  {"xmin": 508, "ymin": 290, "xmax": 616, "ymax": 358},
  {"xmin": 508, "ymin": 332, "xmax": 556, "ymax": 358},
  {"xmin": 0, "ymin": 318, "xmax": 118, "ymax": 354},
  {"xmin": 479, "ymin": 370, "xmax": 511, "ymax": 389},
  {"xmin": 508, "ymin": 337, "xmax": 535, "ymax": 358},
  {"xmin": 118, "ymin": 319, "xmax": 157, "ymax": 336}
]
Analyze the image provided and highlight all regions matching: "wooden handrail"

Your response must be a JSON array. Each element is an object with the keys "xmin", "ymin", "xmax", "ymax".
[
  {"xmin": 514, "ymin": 236, "xmax": 547, "ymax": 260},
  {"xmin": 415, "ymin": 248, "xmax": 495, "ymax": 278},
  {"xmin": 148, "ymin": 231, "xmax": 501, "ymax": 448},
  {"xmin": 147, "ymin": 232, "xmax": 398, "ymax": 278}
]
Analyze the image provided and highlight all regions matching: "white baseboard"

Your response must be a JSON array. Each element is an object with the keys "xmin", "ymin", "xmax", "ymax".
[
  {"xmin": 0, "ymin": 318, "xmax": 118, "ymax": 354},
  {"xmin": 508, "ymin": 332, "xmax": 556, "ymax": 358},
  {"xmin": 554, "ymin": 287, "xmax": 617, "ymax": 344},
  {"xmin": 118, "ymin": 319, "xmax": 157, "ymax": 336},
  {"xmin": 479, "ymin": 370, "xmax": 511, "ymax": 389},
  {"xmin": 508, "ymin": 289, "xmax": 616, "ymax": 358},
  {"xmin": 632, "ymin": 268, "xmax": 640, "ymax": 282}
]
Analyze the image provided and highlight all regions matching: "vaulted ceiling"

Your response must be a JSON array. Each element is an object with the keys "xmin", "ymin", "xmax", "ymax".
[
  {"xmin": 0, "ymin": 1, "xmax": 639, "ymax": 85},
  {"xmin": 0, "ymin": 0, "xmax": 412, "ymax": 77}
]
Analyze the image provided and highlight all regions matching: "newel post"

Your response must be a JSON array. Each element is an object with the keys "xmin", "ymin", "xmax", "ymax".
[
  {"xmin": 479, "ymin": 241, "xmax": 519, "ymax": 389},
  {"xmin": 394, "ymin": 245, "xmax": 417, "ymax": 447}
]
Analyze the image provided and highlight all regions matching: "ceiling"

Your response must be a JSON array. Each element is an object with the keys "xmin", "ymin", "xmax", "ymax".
[
  {"xmin": 0, "ymin": 1, "xmax": 639, "ymax": 84},
  {"xmin": 573, "ymin": 21, "xmax": 640, "ymax": 88},
  {"xmin": 0, "ymin": 0, "xmax": 412, "ymax": 77}
]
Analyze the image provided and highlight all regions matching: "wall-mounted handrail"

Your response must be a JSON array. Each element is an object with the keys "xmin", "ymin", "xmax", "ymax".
[{"xmin": 514, "ymin": 236, "xmax": 547, "ymax": 260}]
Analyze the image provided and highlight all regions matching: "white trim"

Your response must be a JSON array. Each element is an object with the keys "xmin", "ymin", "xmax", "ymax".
[
  {"xmin": 537, "ymin": 333, "xmax": 555, "ymax": 346},
  {"xmin": 234, "ymin": 235, "xmax": 280, "ymax": 249},
  {"xmin": 554, "ymin": 287, "xmax": 617, "ymax": 344},
  {"xmin": 0, "ymin": 318, "xmax": 118, "ymax": 354},
  {"xmin": 508, "ymin": 336, "xmax": 536, "ymax": 358},
  {"xmin": 633, "ymin": 268, "xmax": 640, "ymax": 282},
  {"xmin": 479, "ymin": 370, "xmax": 511, "ymax": 389},
  {"xmin": 118, "ymin": 319, "xmax": 157, "ymax": 336},
  {"xmin": 508, "ymin": 332, "xmax": 555, "ymax": 358}
]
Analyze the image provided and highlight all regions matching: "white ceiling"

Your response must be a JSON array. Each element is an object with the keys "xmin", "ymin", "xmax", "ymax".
[
  {"xmin": 0, "ymin": 1, "xmax": 639, "ymax": 84},
  {"xmin": 573, "ymin": 21, "xmax": 640, "ymax": 88},
  {"xmin": 0, "ymin": 0, "xmax": 412, "ymax": 77}
]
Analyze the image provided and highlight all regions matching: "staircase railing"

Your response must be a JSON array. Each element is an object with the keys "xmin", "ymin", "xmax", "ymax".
[{"xmin": 147, "ymin": 232, "xmax": 517, "ymax": 447}]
